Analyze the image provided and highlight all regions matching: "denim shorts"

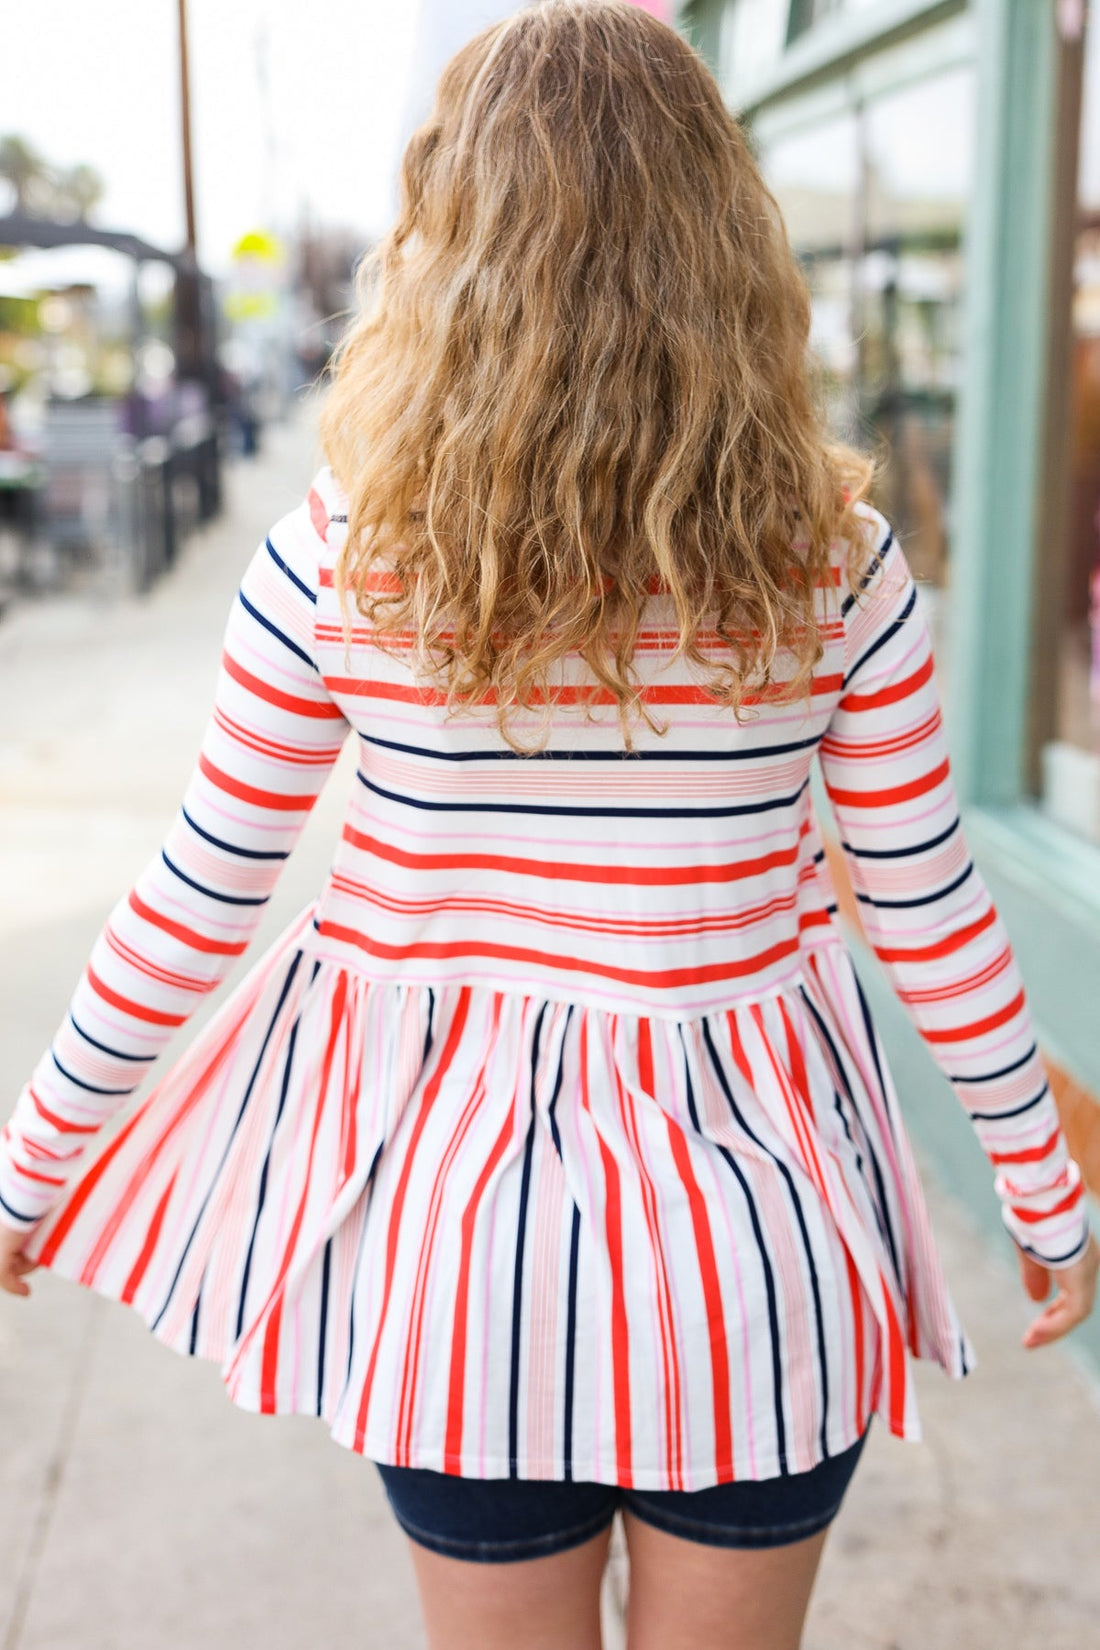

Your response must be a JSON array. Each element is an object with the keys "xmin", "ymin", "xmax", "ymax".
[{"xmin": 375, "ymin": 1428, "xmax": 869, "ymax": 1563}]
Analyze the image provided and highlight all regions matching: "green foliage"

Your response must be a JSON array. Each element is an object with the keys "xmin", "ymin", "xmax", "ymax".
[{"xmin": 0, "ymin": 134, "xmax": 104, "ymax": 221}]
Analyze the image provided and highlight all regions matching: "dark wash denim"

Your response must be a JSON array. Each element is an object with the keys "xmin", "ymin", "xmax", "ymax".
[{"xmin": 375, "ymin": 1426, "xmax": 869, "ymax": 1562}]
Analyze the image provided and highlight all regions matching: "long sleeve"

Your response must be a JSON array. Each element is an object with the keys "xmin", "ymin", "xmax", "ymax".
[
  {"xmin": 819, "ymin": 520, "xmax": 1091, "ymax": 1270},
  {"xmin": 0, "ymin": 496, "xmax": 350, "ymax": 1231}
]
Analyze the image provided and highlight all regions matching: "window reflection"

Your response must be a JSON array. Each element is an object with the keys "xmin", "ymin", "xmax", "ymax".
[
  {"xmin": 1040, "ymin": 18, "xmax": 1100, "ymax": 842},
  {"xmin": 760, "ymin": 68, "xmax": 975, "ymax": 597}
]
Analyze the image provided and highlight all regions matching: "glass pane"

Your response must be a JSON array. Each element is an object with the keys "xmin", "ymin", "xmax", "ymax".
[
  {"xmin": 758, "ymin": 66, "xmax": 976, "ymax": 630},
  {"xmin": 1040, "ymin": 20, "xmax": 1100, "ymax": 843}
]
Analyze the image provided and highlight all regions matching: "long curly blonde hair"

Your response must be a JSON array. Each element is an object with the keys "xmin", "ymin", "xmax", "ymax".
[{"xmin": 321, "ymin": 0, "xmax": 872, "ymax": 748}]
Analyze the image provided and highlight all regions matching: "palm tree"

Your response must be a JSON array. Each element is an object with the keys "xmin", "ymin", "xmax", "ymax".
[
  {"xmin": 0, "ymin": 134, "xmax": 51, "ymax": 214},
  {"xmin": 56, "ymin": 163, "xmax": 104, "ymax": 222}
]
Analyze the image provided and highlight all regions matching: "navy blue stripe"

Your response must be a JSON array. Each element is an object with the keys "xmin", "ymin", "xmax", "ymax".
[
  {"xmin": 852, "ymin": 973, "xmax": 898, "ymax": 1148},
  {"xmin": 854, "ymin": 862, "xmax": 974, "ymax": 911},
  {"xmin": 50, "ymin": 1051, "xmax": 137, "ymax": 1098},
  {"xmin": 234, "ymin": 1009, "xmax": 304, "ymax": 1339},
  {"xmin": 798, "ymin": 985, "xmax": 902, "ymax": 1285},
  {"xmin": 947, "ymin": 1044, "xmax": 1037, "ymax": 1085},
  {"xmin": 509, "ymin": 1004, "xmax": 546, "ymax": 1476},
  {"xmin": 357, "ymin": 771, "xmax": 810, "ymax": 822},
  {"xmin": 840, "ymin": 530, "xmax": 896, "ymax": 616},
  {"xmin": 317, "ymin": 1239, "xmax": 332, "ymax": 1416},
  {"xmin": 189, "ymin": 1278, "xmax": 202, "ymax": 1354},
  {"xmin": 842, "ymin": 582, "xmax": 917, "ymax": 687},
  {"xmin": 150, "ymin": 950, "xmax": 304, "ymax": 1334},
  {"xmin": 337, "ymin": 1136, "xmax": 386, "ymax": 1396},
  {"xmin": 694, "ymin": 1026, "xmax": 788, "ymax": 1473},
  {"xmin": 238, "ymin": 589, "xmax": 314, "ymax": 668},
  {"xmin": 182, "ymin": 806, "xmax": 290, "ymax": 862},
  {"xmin": 358, "ymin": 731, "xmax": 823, "ymax": 764},
  {"xmin": 842, "ymin": 818, "xmax": 959, "ymax": 861},
  {"xmin": 561, "ymin": 1205, "xmax": 582, "ymax": 1482},
  {"xmin": 1017, "ymin": 1234, "xmax": 1090, "ymax": 1267},
  {"xmin": 68, "ymin": 1014, "xmax": 151, "ymax": 1063},
  {"xmin": 265, "ymin": 536, "xmax": 316, "ymax": 603},
  {"xmin": 162, "ymin": 850, "xmax": 270, "ymax": 907},
  {"xmin": 967, "ymin": 1087, "xmax": 1049, "ymax": 1123},
  {"xmin": 0, "ymin": 1188, "xmax": 36, "ymax": 1224},
  {"xmin": 508, "ymin": 1115, "xmax": 538, "ymax": 1477}
]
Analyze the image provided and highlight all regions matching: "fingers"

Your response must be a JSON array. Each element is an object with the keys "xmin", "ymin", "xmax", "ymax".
[
  {"xmin": 0, "ymin": 1271, "xmax": 32, "ymax": 1298},
  {"xmin": 1018, "ymin": 1253, "xmax": 1050, "ymax": 1303},
  {"xmin": 1023, "ymin": 1287, "xmax": 1082, "ymax": 1349}
]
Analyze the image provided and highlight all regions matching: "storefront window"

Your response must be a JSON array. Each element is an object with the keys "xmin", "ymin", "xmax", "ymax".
[
  {"xmin": 1039, "ymin": 19, "xmax": 1100, "ymax": 844},
  {"xmin": 758, "ymin": 67, "xmax": 976, "ymax": 601}
]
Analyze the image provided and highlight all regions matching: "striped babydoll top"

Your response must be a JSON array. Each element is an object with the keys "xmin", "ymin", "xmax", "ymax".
[{"xmin": 0, "ymin": 469, "xmax": 1089, "ymax": 1490}]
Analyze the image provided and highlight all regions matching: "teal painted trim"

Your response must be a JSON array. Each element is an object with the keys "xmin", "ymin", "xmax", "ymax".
[
  {"xmin": 965, "ymin": 805, "xmax": 1100, "ymax": 1098},
  {"xmin": 947, "ymin": 0, "xmax": 1060, "ymax": 807},
  {"xmin": 726, "ymin": 0, "xmax": 964, "ymax": 113},
  {"xmin": 847, "ymin": 928, "xmax": 1100, "ymax": 1373},
  {"xmin": 751, "ymin": 8, "xmax": 975, "ymax": 144},
  {"xmin": 676, "ymin": 0, "xmax": 726, "ymax": 73}
]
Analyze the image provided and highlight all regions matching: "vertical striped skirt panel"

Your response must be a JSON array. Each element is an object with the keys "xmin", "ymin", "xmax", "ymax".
[{"xmin": 24, "ymin": 906, "xmax": 973, "ymax": 1490}]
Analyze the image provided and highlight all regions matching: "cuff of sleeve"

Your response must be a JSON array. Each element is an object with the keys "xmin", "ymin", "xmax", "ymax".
[
  {"xmin": 996, "ymin": 1207, "xmax": 1095, "ymax": 1267},
  {"xmin": 0, "ymin": 1186, "xmax": 45, "ymax": 1232}
]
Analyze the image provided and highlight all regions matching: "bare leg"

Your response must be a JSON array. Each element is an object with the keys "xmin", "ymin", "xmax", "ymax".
[
  {"xmin": 622, "ymin": 1511, "xmax": 830, "ymax": 1650},
  {"xmin": 403, "ymin": 1522, "xmax": 614, "ymax": 1650}
]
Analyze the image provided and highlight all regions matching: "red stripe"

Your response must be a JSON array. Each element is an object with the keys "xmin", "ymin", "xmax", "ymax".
[
  {"xmin": 198, "ymin": 753, "xmax": 317, "ymax": 813},
  {"xmin": 128, "ymin": 891, "xmax": 248, "ymax": 957},
  {"xmin": 443, "ymin": 1107, "xmax": 514, "ymax": 1469},
  {"xmin": 989, "ymin": 1127, "xmax": 1062, "ymax": 1166},
  {"xmin": 342, "ymin": 825, "xmax": 799, "ymax": 890},
  {"xmin": 316, "ymin": 920, "xmax": 799, "ymax": 992},
  {"xmin": 323, "ymin": 674, "xmax": 845, "ymax": 709},
  {"xmin": 258, "ymin": 975, "xmax": 350, "ymax": 1412},
  {"xmin": 664, "ymin": 1113, "xmax": 734, "ymax": 1480},
  {"xmin": 28, "ymin": 1088, "xmax": 100, "ymax": 1136},
  {"xmin": 398, "ymin": 1073, "xmax": 486, "ymax": 1462},
  {"xmin": 921, "ymin": 989, "xmax": 1025, "ymax": 1045},
  {"xmin": 845, "ymin": 1248, "xmax": 866, "ymax": 1435},
  {"xmin": 354, "ymin": 990, "xmax": 472, "ymax": 1450},
  {"xmin": 86, "ymin": 964, "xmax": 185, "ymax": 1028},
  {"xmin": 880, "ymin": 1283, "xmax": 908, "ymax": 1436},
  {"xmin": 212, "ymin": 706, "xmax": 344, "ymax": 766},
  {"xmin": 221, "ymin": 649, "xmax": 346, "ymax": 719},
  {"xmin": 11, "ymin": 1162, "xmax": 66, "ymax": 1187},
  {"xmin": 840, "ymin": 653, "xmax": 934, "ymax": 712},
  {"xmin": 328, "ymin": 871, "xmax": 797, "ymax": 941},
  {"xmin": 619, "ymin": 1025, "xmax": 682, "ymax": 1488},
  {"xmin": 827, "ymin": 757, "xmax": 949, "ymax": 811},
  {"xmin": 583, "ymin": 1021, "xmax": 634, "ymax": 1487},
  {"xmin": 39, "ymin": 981, "xmax": 265, "ymax": 1270},
  {"xmin": 307, "ymin": 487, "xmax": 330, "ymax": 541},
  {"xmin": 1009, "ymin": 1180, "xmax": 1084, "ymax": 1224},
  {"xmin": 873, "ymin": 905, "xmax": 997, "ymax": 965},
  {"xmin": 120, "ymin": 1172, "xmax": 178, "ymax": 1305}
]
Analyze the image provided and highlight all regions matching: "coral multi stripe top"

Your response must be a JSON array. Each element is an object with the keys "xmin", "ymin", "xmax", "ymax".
[{"xmin": 0, "ymin": 470, "xmax": 1089, "ymax": 1489}]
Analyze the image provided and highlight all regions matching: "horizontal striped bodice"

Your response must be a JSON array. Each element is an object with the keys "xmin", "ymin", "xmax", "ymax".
[{"xmin": 308, "ymin": 556, "xmax": 845, "ymax": 1018}]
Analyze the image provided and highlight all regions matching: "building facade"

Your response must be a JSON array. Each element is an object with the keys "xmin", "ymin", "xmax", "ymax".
[{"xmin": 679, "ymin": 0, "xmax": 1100, "ymax": 1354}]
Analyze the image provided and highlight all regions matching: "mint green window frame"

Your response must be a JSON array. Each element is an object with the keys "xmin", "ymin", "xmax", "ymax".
[{"xmin": 676, "ymin": 0, "xmax": 1100, "ymax": 1361}]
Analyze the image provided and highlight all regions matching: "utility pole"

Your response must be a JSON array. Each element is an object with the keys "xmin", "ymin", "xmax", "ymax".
[
  {"xmin": 178, "ymin": 0, "xmax": 198, "ymax": 257},
  {"xmin": 174, "ymin": 0, "xmax": 205, "ymax": 382}
]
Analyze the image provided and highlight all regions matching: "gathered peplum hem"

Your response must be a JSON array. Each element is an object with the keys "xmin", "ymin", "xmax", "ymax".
[{"xmin": 23, "ymin": 904, "xmax": 971, "ymax": 1490}]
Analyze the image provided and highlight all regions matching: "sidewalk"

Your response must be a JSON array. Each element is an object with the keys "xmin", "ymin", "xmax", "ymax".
[{"xmin": 1, "ymin": 409, "xmax": 1098, "ymax": 1649}]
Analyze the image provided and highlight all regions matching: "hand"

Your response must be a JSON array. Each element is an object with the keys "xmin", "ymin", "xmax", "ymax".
[
  {"xmin": 0, "ymin": 1223, "xmax": 40, "ymax": 1298},
  {"xmin": 1018, "ymin": 1232, "xmax": 1099, "ymax": 1349}
]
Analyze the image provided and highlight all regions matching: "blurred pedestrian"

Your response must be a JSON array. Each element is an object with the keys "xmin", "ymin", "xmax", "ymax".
[{"xmin": 1, "ymin": 6, "xmax": 1096, "ymax": 1649}]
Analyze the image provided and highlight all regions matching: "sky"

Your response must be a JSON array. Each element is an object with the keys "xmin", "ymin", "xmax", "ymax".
[{"xmin": 0, "ymin": 0, "xmax": 427, "ymax": 274}]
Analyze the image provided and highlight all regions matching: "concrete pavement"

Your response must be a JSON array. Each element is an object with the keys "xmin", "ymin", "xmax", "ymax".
[{"xmin": 1, "ymin": 405, "xmax": 1098, "ymax": 1649}]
